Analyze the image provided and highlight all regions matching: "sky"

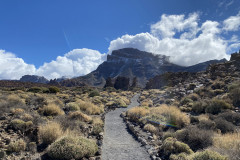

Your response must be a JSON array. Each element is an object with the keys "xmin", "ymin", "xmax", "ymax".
[{"xmin": 0, "ymin": 0, "xmax": 240, "ymax": 80}]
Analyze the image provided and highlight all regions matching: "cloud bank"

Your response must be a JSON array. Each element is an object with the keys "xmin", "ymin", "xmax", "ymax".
[{"xmin": 1, "ymin": 12, "xmax": 240, "ymax": 80}]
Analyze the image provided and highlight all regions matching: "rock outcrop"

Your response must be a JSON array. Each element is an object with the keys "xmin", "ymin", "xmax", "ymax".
[{"xmin": 20, "ymin": 75, "xmax": 49, "ymax": 84}]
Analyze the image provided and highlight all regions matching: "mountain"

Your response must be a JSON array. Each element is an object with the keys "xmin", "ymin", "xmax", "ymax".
[
  {"xmin": 61, "ymin": 48, "xmax": 227, "ymax": 87},
  {"xmin": 20, "ymin": 75, "xmax": 49, "ymax": 84}
]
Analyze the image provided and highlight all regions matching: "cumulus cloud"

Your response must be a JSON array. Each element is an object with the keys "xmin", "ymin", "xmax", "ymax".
[
  {"xmin": 36, "ymin": 48, "xmax": 107, "ymax": 79},
  {"xmin": 0, "ymin": 49, "xmax": 106, "ymax": 80},
  {"xmin": 0, "ymin": 50, "xmax": 36, "ymax": 80},
  {"xmin": 223, "ymin": 12, "xmax": 240, "ymax": 31},
  {"xmin": 108, "ymin": 12, "xmax": 240, "ymax": 66}
]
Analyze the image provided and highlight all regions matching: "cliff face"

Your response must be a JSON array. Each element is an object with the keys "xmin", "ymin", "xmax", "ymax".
[{"xmin": 62, "ymin": 48, "xmax": 227, "ymax": 87}]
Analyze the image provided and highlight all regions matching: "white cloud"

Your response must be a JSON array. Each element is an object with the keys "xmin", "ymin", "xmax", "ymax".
[
  {"xmin": 36, "ymin": 48, "xmax": 107, "ymax": 79},
  {"xmin": 108, "ymin": 13, "xmax": 232, "ymax": 66},
  {"xmin": 150, "ymin": 13, "xmax": 199, "ymax": 39},
  {"xmin": 0, "ymin": 50, "xmax": 36, "ymax": 80},
  {"xmin": 223, "ymin": 12, "xmax": 240, "ymax": 31}
]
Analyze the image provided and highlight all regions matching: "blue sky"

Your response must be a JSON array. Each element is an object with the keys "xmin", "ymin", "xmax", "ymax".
[{"xmin": 0, "ymin": 0, "xmax": 240, "ymax": 79}]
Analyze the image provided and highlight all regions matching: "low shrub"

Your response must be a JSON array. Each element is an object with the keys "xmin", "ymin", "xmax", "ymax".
[
  {"xmin": 191, "ymin": 150, "xmax": 227, "ymax": 160},
  {"xmin": 205, "ymin": 99, "xmax": 232, "ymax": 115},
  {"xmin": 170, "ymin": 153, "xmax": 189, "ymax": 160},
  {"xmin": 28, "ymin": 87, "xmax": 42, "ymax": 93},
  {"xmin": 41, "ymin": 104, "xmax": 64, "ymax": 116},
  {"xmin": 180, "ymin": 98, "xmax": 193, "ymax": 105},
  {"xmin": 11, "ymin": 119, "xmax": 33, "ymax": 132},
  {"xmin": 176, "ymin": 125, "xmax": 213, "ymax": 151},
  {"xmin": 213, "ymin": 133, "xmax": 240, "ymax": 160},
  {"xmin": 49, "ymin": 86, "xmax": 60, "ymax": 93},
  {"xmin": 197, "ymin": 119, "xmax": 216, "ymax": 130},
  {"xmin": 187, "ymin": 93, "xmax": 199, "ymax": 101},
  {"xmin": 143, "ymin": 124, "xmax": 157, "ymax": 134},
  {"xmin": 126, "ymin": 107, "xmax": 149, "ymax": 122},
  {"xmin": 192, "ymin": 101, "xmax": 207, "ymax": 114},
  {"xmin": 47, "ymin": 136, "xmax": 98, "ymax": 159},
  {"xmin": 229, "ymin": 87, "xmax": 240, "ymax": 107},
  {"xmin": 78, "ymin": 100, "xmax": 103, "ymax": 115},
  {"xmin": 68, "ymin": 111, "xmax": 92, "ymax": 122},
  {"xmin": 213, "ymin": 118, "xmax": 235, "ymax": 133},
  {"xmin": 65, "ymin": 102, "xmax": 79, "ymax": 111},
  {"xmin": 149, "ymin": 105, "xmax": 190, "ymax": 128},
  {"xmin": 89, "ymin": 90, "xmax": 100, "ymax": 97},
  {"xmin": 7, "ymin": 139, "xmax": 26, "ymax": 153},
  {"xmin": 217, "ymin": 111, "xmax": 240, "ymax": 125},
  {"xmin": 38, "ymin": 121, "xmax": 63, "ymax": 145},
  {"xmin": 161, "ymin": 137, "xmax": 193, "ymax": 156}
]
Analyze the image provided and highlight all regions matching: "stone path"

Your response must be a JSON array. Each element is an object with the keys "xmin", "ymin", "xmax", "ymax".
[{"xmin": 102, "ymin": 94, "xmax": 150, "ymax": 160}]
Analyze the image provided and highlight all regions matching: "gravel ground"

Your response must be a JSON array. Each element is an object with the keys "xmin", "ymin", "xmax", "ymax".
[{"xmin": 102, "ymin": 94, "xmax": 150, "ymax": 160}]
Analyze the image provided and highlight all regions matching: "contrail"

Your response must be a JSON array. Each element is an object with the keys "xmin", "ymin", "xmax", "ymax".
[{"xmin": 62, "ymin": 29, "xmax": 72, "ymax": 51}]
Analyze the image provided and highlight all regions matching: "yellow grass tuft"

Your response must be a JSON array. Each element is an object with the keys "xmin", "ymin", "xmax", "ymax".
[
  {"xmin": 42, "ymin": 104, "xmax": 64, "ymax": 116},
  {"xmin": 68, "ymin": 111, "xmax": 92, "ymax": 122},
  {"xmin": 38, "ymin": 121, "xmax": 63, "ymax": 145}
]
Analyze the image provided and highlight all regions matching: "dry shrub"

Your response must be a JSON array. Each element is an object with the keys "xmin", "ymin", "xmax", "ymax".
[
  {"xmin": 47, "ymin": 136, "xmax": 98, "ymax": 159},
  {"xmin": 38, "ymin": 121, "xmax": 63, "ymax": 145},
  {"xmin": 11, "ymin": 108, "xmax": 25, "ymax": 115},
  {"xmin": 149, "ymin": 105, "xmax": 190, "ymax": 128},
  {"xmin": 213, "ymin": 118, "xmax": 236, "ymax": 133},
  {"xmin": 176, "ymin": 125, "xmax": 213, "ymax": 151},
  {"xmin": 205, "ymin": 99, "xmax": 232, "ymax": 115},
  {"xmin": 187, "ymin": 93, "xmax": 200, "ymax": 101},
  {"xmin": 213, "ymin": 133, "xmax": 240, "ymax": 160},
  {"xmin": 141, "ymin": 99, "xmax": 153, "ymax": 107},
  {"xmin": 127, "ymin": 107, "xmax": 149, "ymax": 122},
  {"xmin": 78, "ymin": 100, "xmax": 103, "ymax": 115},
  {"xmin": 191, "ymin": 149, "xmax": 227, "ymax": 160},
  {"xmin": 11, "ymin": 119, "xmax": 33, "ymax": 132},
  {"xmin": 20, "ymin": 113, "xmax": 33, "ymax": 121},
  {"xmin": 161, "ymin": 137, "xmax": 193, "ymax": 156},
  {"xmin": 143, "ymin": 124, "xmax": 157, "ymax": 133},
  {"xmin": 68, "ymin": 111, "xmax": 92, "ymax": 122},
  {"xmin": 65, "ymin": 102, "xmax": 79, "ymax": 111},
  {"xmin": 92, "ymin": 117, "xmax": 104, "ymax": 135},
  {"xmin": 7, "ymin": 139, "xmax": 26, "ymax": 153},
  {"xmin": 7, "ymin": 94, "xmax": 25, "ymax": 106},
  {"xmin": 197, "ymin": 119, "xmax": 216, "ymax": 130},
  {"xmin": 41, "ymin": 104, "xmax": 64, "ymax": 116}
]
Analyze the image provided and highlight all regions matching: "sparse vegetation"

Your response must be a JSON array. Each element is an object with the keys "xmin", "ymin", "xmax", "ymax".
[
  {"xmin": 38, "ymin": 121, "xmax": 63, "ymax": 145},
  {"xmin": 47, "ymin": 136, "xmax": 98, "ymax": 159}
]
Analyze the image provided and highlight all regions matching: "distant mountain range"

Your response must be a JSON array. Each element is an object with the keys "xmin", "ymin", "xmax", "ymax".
[
  {"xmin": 59, "ymin": 48, "xmax": 227, "ymax": 87},
  {"xmin": 18, "ymin": 48, "xmax": 227, "ymax": 87}
]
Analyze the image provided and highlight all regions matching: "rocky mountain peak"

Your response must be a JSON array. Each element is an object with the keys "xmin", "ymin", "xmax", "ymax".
[{"xmin": 20, "ymin": 75, "xmax": 49, "ymax": 84}]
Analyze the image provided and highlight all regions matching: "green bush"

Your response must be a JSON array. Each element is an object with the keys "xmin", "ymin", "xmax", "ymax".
[
  {"xmin": 213, "ymin": 118, "xmax": 235, "ymax": 133},
  {"xmin": 28, "ymin": 87, "xmax": 42, "ymax": 93},
  {"xmin": 192, "ymin": 101, "xmax": 207, "ymax": 114},
  {"xmin": 161, "ymin": 137, "xmax": 193, "ymax": 156},
  {"xmin": 10, "ymin": 119, "xmax": 33, "ymax": 132},
  {"xmin": 229, "ymin": 87, "xmax": 240, "ymax": 107},
  {"xmin": 49, "ymin": 86, "xmax": 60, "ymax": 93},
  {"xmin": 205, "ymin": 99, "xmax": 232, "ymax": 115},
  {"xmin": 170, "ymin": 153, "xmax": 189, "ymax": 160},
  {"xmin": 192, "ymin": 150, "xmax": 227, "ymax": 160},
  {"xmin": 47, "ymin": 136, "xmax": 98, "ymax": 159},
  {"xmin": 89, "ymin": 90, "xmax": 100, "ymax": 97},
  {"xmin": 176, "ymin": 125, "xmax": 213, "ymax": 151}
]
